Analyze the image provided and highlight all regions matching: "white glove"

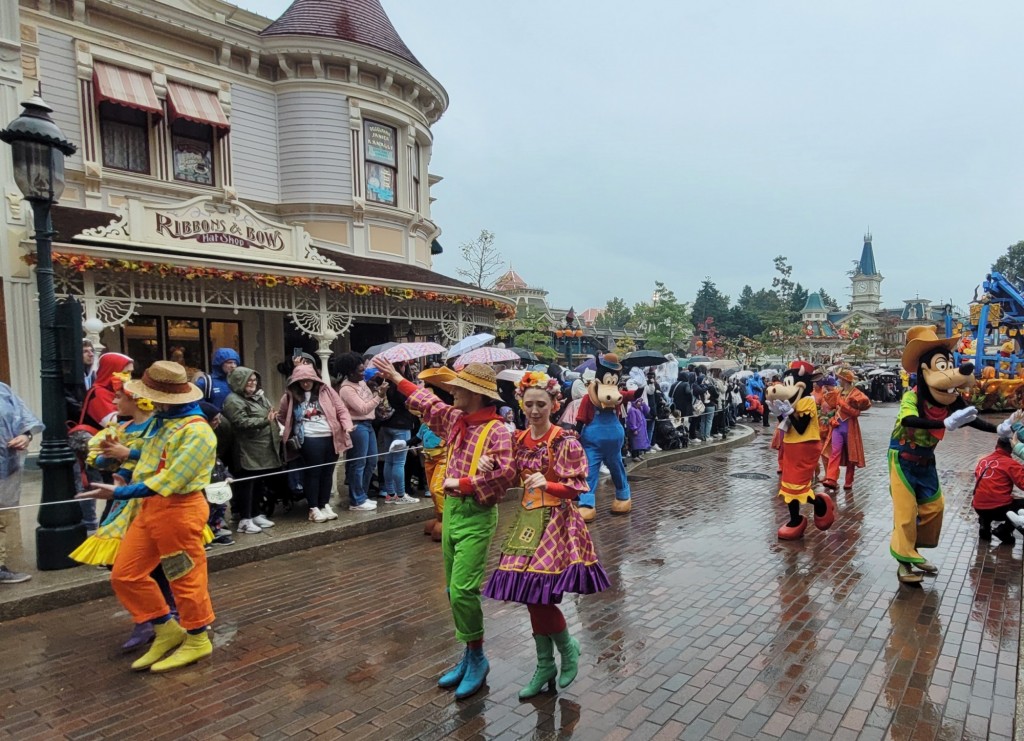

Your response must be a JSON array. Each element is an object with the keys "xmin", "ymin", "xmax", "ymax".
[
  {"xmin": 998, "ymin": 418, "xmax": 1014, "ymax": 439},
  {"xmin": 944, "ymin": 406, "xmax": 978, "ymax": 431},
  {"xmin": 768, "ymin": 399, "xmax": 794, "ymax": 419}
]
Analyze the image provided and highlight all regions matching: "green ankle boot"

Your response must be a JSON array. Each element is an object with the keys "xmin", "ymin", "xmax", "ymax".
[
  {"xmin": 551, "ymin": 629, "xmax": 580, "ymax": 689},
  {"xmin": 519, "ymin": 634, "xmax": 557, "ymax": 700}
]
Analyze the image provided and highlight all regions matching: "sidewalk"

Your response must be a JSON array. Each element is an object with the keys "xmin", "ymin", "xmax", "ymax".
[{"xmin": 0, "ymin": 424, "xmax": 755, "ymax": 621}]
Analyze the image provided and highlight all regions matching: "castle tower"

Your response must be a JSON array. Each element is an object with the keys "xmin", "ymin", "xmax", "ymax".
[{"xmin": 851, "ymin": 232, "xmax": 883, "ymax": 313}]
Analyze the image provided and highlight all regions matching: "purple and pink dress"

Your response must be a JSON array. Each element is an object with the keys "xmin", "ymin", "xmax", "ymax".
[{"xmin": 483, "ymin": 426, "xmax": 610, "ymax": 604}]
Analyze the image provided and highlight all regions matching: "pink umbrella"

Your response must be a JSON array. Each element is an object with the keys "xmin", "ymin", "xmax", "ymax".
[
  {"xmin": 377, "ymin": 341, "xmax": 447, "ymax": 363},
  {"xmin": 454, "ymin": 346, "xmax": 522, "ymax": 369}
]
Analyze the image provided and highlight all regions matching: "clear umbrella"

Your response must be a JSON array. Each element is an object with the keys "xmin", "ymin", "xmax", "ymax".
[{"xmin": 446, "ymin": 332, "xmax": 496, "ymax": 359}]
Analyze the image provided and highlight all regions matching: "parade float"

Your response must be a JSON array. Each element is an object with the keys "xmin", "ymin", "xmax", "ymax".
[{"xmin": 952, "ymin": 271, "xmax": 1024, "ymax": 411}]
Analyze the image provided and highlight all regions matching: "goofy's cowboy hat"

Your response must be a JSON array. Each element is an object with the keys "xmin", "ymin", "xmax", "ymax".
[
  {"xmin": 433, "ymin": 362, "xmax": 503, "ymax": 402},
  {"xmin": 124, "ymin": 361, "xmax": 204, "ymax": 404},
  {"xmin": 901, "ymin": 325, "xmax": 960, "ymax": 374}
]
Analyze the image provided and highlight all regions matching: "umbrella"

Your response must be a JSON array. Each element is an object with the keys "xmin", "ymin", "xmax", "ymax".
[
  {"xmin": 446, "ymin": 332, "xmax": 495, "ymax": 359},
  {"xmin": 621, "ymin": 350, "xmax": 668, "ymax": 369},
  {"xmin": 575, "ymin": 357, "xmax": 597, "ymax": 373},
  {"xmin": 454, "ymin": 346, "xmax": 522, "ymax": 369},
  {"xmin": 377, "ymin": 341, "xmax": 447, "ymax": 363},
  {"xmin": 507, "ymin": 347, "xmax": 539, "ymax": 362},
  {"xmin": 733, "ymin": 370, "xmax": 754, "ymax": 381},
  {"xmin": 363, "ymin": 341, "xmax": 397, "ymax": 357},
  {"xmin": 709, "ymin": 358, "xmax": 739, "ymax": 371},
  {"xmin": 496, "ymin": 368, "xmax": 526, "ymax": 384},
  {"xmin": 723, "ymin": 368, "xmax": 739, "ymax": 378},
  {"xmin": 759, "ymin": 368, "xmax": 779, "ymax": 379},
  {"xmin": 868, "ymin": 368, "xmax": 897, "ymax": 377}
]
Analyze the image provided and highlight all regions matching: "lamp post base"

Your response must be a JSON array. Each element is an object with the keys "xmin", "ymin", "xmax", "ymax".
[{"xmin": 36, "ymin": 524, "xmax": 87, "ymax": 571}]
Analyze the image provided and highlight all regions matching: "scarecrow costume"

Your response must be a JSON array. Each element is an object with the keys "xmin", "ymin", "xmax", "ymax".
[
  {"xmin": 822, "ymin": 368, "xmax": 871, "ymax": 491},
  {"xmin": 392, "ymin": 362, "xmax": 515, "ymax": 700},
  {"xmin": 482, "ymin": 372, "xmax": 610, "ymax": 699},
  {"xmin": 889, "ymin": 326, "xmax": 998, "ymax": 585},
  {"xmin": 97, "ymin": 361, "xmax": 218, "ymax": 672}
]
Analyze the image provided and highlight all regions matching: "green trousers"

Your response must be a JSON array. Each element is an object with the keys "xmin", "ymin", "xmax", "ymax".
[{"xmin": 442, "ymin": 496, "xmax": 498, "ymax": 643}]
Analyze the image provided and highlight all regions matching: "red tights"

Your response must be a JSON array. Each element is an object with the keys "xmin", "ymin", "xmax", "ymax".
[{"xmin": 528, "ymin": 603, "xmax": 566, "ymax": 635}]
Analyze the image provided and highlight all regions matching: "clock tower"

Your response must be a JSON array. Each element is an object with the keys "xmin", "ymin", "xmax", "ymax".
[{"xmin": 850, "ymin": 232, "xmax": 883, "ymax": 313}]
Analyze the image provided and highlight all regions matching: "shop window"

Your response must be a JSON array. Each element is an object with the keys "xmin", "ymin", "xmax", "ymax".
[
  {"xmin": 171, "ymin": 118, "xmax": 215, "ymax": 185},
  {"xmin": 121, "ymin": 316, "xmax": 242, "ymax": 376},
  {"xmin": 100, "ymin": 101, "xmax": 150, "ymax": 174},
  {"xmin": 364, "ymin": 120, "xmax": 397, "ymax": 206}
]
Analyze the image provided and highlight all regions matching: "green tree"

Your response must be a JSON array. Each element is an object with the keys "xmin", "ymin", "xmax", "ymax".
[
  {"xmin": 633, "ymin": 281, "xmax": 690, "ymax": 353},
  {"xmin": 495, "ymin": 305, "xmax": 552, "ymax": 358},
  {"xmin": 818, "ymin": 288, "xmax": 840, "ymax": 310},
  {"xmin": 991, "ymin": 240, "xmax": 1024, "ymax": 285},
  {"xmin": 456, "ymin": 229, "xmax": 502, "ymax": 288},
  {"xmin": 789, "ymin": 283, "xmax": 809, "ymax": 314},
  {"xmin": 772, "ymin": 255, "xmax": 795, "ymax": 304},
  {"xmin": 691, "ymin": 277, "xmax": 731, "ymax": 329},
  {"xmin": 595, "ymin": 297, "xmax": 633, "ymax": 330}
]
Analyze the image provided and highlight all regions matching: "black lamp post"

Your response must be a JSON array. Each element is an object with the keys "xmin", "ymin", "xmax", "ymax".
[{"xmin": 1, "ymin": 95, "xmax": 84, "ymax": 570}]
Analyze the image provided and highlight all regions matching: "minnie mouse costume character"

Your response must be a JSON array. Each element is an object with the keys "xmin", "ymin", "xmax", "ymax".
[
  {"xmin": 889, "ymin": 326, "xmax": 1000, "ymax": 585},
  {"xmin": 767, "ymin": 360, "xmax": 835, "ymax": 540},
  {"xmin": 576, "ymin": 354, "xmax": 643, "ymax": 522}
]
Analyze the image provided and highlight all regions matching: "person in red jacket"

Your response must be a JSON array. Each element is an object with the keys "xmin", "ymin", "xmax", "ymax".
[{"xmin": 972, "ymin": 437, "xmax": 1024, "ymax": 543}]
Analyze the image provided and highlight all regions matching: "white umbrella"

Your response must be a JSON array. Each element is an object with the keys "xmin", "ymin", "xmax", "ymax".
[
  {"xmin": 454, "ymin": 346, "xmax": 521, "ymax": 369},
  {"xmin": 709, "ymin": 358, "xmax": 740, "ymax": 371},
  {"xmin": 733, "ymin": 370, "xmax": 754, "ymax": 381},
  {"xmin": 446, "ymin": 332, "xmax": 495, "ymax": 359},
  {"xmin": 496, "ymin": 368, "xmax": 526, "ymax": 384},
  {"xmin": 759, "ymin": 368, "xmax": 779, "ymax": 379},
  {"xmin": 377, "ymin": 341, "xmax": 447, "ymax": 363}
]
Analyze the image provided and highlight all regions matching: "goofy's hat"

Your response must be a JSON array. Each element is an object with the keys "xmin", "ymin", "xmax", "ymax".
[{"xmin": 901, "ymin": 325, "xmax": 959, "ymax": 374}]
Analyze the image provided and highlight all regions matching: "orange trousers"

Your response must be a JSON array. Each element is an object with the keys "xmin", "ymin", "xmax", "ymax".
[{"xmin": 111, "ymin": 492, "xmax": 214, "ymax": 631}]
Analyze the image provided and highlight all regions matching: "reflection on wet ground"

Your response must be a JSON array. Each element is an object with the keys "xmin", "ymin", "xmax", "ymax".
[{"xmin": 0, "ymin": 408, "xmax": 1017, "ymax": 740}]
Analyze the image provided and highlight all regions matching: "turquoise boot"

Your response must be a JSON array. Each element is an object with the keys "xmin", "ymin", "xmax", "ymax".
[
  {"xmin": 454, "ymin": 646, "xmax": 489, "ymax": 700},
  {"xmin": 518, "ymin": 634, "xmax": 557, "ymax": 700},
  {"xmin": 438, "ymin": 646, "xmax": 469, "ymax": 689},
  {"xmin": 551, "ymin": 630, "xmax": 580, "ymax": 689}
]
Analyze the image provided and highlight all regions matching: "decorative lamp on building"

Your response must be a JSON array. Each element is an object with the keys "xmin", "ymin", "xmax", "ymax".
[{"xmin": 1, "ymin": 94, "xmax": 85, "ymax": 569}]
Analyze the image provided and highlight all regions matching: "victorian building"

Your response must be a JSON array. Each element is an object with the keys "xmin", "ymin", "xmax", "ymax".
[{"xmin": 1, "ymin": 0, "xmax": 513, "ymax": 405}]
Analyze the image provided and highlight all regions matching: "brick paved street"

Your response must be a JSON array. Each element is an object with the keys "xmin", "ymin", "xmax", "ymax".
[{"xmin": 0, "ymin": 406, "xmax": 1019, "ymax": 741}]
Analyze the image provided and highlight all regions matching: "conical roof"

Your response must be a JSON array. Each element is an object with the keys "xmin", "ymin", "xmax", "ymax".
[
  {"xmin": 261, "ymin": 0, "xmax": 423, "ymax": 69},
  {"xmin": 493, "ymin": 267, "xmax": 529, "ymax": 292},
  {"xmin": 858, "ymin": 233, "xmax": 877, "ymax": 276},
  {"xmin": 802, "ymin": 292, "xmax": 826, "ymax": 312}
]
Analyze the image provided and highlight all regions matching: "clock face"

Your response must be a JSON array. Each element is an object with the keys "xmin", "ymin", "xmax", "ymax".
[{"xmin": 856, "ymin": 283, "xmax": 868, "ymax": 294}]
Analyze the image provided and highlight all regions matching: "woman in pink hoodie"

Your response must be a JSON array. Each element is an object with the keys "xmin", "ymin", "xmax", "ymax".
[{"xmin": 279, "ymin": 364, "xmax": 354, "ymax": 523}]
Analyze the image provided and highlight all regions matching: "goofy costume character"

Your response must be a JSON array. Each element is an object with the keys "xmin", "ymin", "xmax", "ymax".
[
  {"xmin": 576, "ymin": 354, "xmax": 643, "ymax": 522},
  {"xmin": 890, "ymin": 326, "xmax": 999, "ymax": 585},
  {"xmin": 767, "ymin": 360, "xmax": 835, "ymax": 540}
]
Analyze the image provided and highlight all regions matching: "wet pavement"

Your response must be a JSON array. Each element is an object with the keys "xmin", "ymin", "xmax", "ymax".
[{"xmin": 0, "ymin": 406, "xmax": 1019, "ymax": 740}]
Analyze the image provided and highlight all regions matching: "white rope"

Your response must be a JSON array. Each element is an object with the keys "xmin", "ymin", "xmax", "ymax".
[{"xmin": 0, "ymin": 445, "xmax": 425, "ymax": 512}]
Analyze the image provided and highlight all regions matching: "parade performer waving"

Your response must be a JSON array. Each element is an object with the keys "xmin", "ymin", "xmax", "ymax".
[
  {"xmin": 767, "ymin": 361, "xmax": 835, "ymax": 540},
  {"xmin": 79, "ymin": 361, "xmax": 218, "ymax": 672},
  {"xmin": 576, "ymin": 354, "xmax": 643, "ymax": 521},
  {"xmin": 479, "ymin": 371, "xmax": 610, "ymax": 699},
  {"xmin": 374, "ymin": 356, "xmax": 514, "ymax": 700},
  {"xmin": 822, "ymin": 368, "xmax": 872, "ymax": 492},
  {"xmin": 890, "ymin": 326, "xmax": 1001, "ymax": 584}
]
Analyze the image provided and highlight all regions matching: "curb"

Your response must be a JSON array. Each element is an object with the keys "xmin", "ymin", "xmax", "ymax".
[{"xmin": 0, "ymin": 424, "xmax": 757, "ymax": 622}]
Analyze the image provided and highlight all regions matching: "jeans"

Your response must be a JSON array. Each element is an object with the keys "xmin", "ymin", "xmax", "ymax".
[
  {"xmin": 301, "ymin": 435, "xmax": 338, "ymax": 509},
  {"xmin": 380, "ymin": 427, "xmax": 411, "ymax": 495},
  {"xmin": 646, "ymin": 419, "xmax": 655, "ymax": 446},
  {"xmin": 701, "ymin": 405, "xmax": 716, "ymax": 440},
  {"xmin": 346, "ymin": 421, "xmax": 377, "ymax": 506}
]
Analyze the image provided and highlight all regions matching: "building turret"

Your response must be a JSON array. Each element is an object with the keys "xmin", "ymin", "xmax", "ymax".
[{"xmin": 851, "ymin": 232, "xmax": 883, "ymax": 313}]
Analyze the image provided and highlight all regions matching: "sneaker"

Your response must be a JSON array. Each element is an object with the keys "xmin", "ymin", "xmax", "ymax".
[
  {"xmin": 599, "ymin": 464, "xmax": 610, "ymax": 475},
  {"xmin": 651, "ymin": 445, "xmax": 662, "ymax": 452},
  {"xmin": 395, "ymin": 494, "xmax": 419, "ymax": 504},
  {"xmin": 321, "ymin": 504, "xmax": 339, "ymax": 520},
  {"xmin": 213, "ymin": 533, "xmax": 235, "ymax": 546},
  {"xmin": 389, "ymin": 439, "xmax": 409, "ymax": 453},
  {"xmin": 1008, "ymin": 511, "xmax": 1024, "ymax": 530},
  {"xmin": 0, "ymin": 566, "xmax": 31, "ymax": 584},
  {"xmin": 384, "ymin": 494, "xmax": 398, "ymax": 504},
  {"xmin": 252, "ymin": 514, "xmax": 275, "ymax": 528},
  {"xmin": 237, "ymin": 519, "xmax": 262, "ymax": 534},
  {"xmin": 349, "ymin": 500, "xmax": 377, "ymax": 512},
  {"xmin": 309, "ymin": 507, "xmax": 328, "ymax": 523},
  {"xmin": 214, "ymin": 528, "xmax": 233, "ymax": 539}
]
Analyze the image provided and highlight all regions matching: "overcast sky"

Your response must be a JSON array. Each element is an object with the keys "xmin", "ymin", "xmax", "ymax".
[{"xmin": 236, "ymin": 0, "xmax": 1024, "ymax": 315}]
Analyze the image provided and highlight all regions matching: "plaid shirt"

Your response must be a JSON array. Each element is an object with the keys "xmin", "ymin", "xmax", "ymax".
[
  {"xmin": 130, "ymin": 416, "xmax": 217, "ymax": 497},
  {"xmin": 402, "ymin": 382, "xmax": 514, "ymax": 506}
]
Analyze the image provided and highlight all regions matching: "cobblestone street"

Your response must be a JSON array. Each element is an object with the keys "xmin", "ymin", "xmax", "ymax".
[{"xmin": 1, "ymin": 406, "xmax": 1019, "ymax": 741}]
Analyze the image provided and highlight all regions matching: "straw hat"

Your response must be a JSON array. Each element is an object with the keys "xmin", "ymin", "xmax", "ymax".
[
  {"xmin": 836, "ymin": 367, "xmax": 857, "ymax": 383},
  {"xmin": 434, "ymin": 362, "xmax": 503, "ymax": 401},
  {"xmin": 124, "ymin": 361, "xmax": 203, "ymax": 404},
  {"xmin": 901, "ymin": 325, "xmax": 959, "ymax": 374},
  {"xmin": 418, "ymin": 366, "xmax": 456, "ymax": 389}
]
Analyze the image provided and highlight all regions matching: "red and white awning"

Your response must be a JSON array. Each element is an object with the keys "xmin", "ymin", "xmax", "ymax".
[
  {"xmin": 93, "ymin": 62, "xmax": 161, "ymax": 115},
  {"xmin": 167, "ymin": 82, "xmax": 229, "ymax": 131}
]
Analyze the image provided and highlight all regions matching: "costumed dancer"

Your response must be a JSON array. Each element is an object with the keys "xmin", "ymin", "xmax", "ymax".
[
  {"xmin": 479, "ymin": 372, "xmax": 610, "ymax": 699},
  {"xmin": 889, "ymin": 326, "xmax": 1000, "ymax": 585},
  {"xmin": 812, "ymin": 373, "xmax": 838, "ymax": 483},
  {"xmin": 822, "ymin": 368, "xmax": 871, "ymax": 491},
  {"xmin": 576, "ymin": 354, "xmax": 643, "ymax": 522},
  {"xmin": 767, "ymin": 361, "xmax": 835, "ymax": 540},
  {"xmin": 374, "ymin": 356, "xmax": 514, "ymax": 700},
  {"xmin": 79, "ymin": 361, "xmax": 218, "ymax": 672}
]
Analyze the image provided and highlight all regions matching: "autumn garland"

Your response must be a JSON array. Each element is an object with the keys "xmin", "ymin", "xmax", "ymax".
[{"xmin": 24, "ymin": 251, "xmax": 516, "ymax": 319}]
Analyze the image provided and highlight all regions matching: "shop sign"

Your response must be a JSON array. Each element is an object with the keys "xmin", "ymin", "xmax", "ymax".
[{"xmin": 77, "ymin": 195, "xmax": 339, "ymax": 270}]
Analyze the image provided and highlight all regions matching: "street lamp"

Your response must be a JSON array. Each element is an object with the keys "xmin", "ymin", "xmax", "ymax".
[{"xmin": 1, "ymin": 95, "xmax": 84, "ymax": 570}]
